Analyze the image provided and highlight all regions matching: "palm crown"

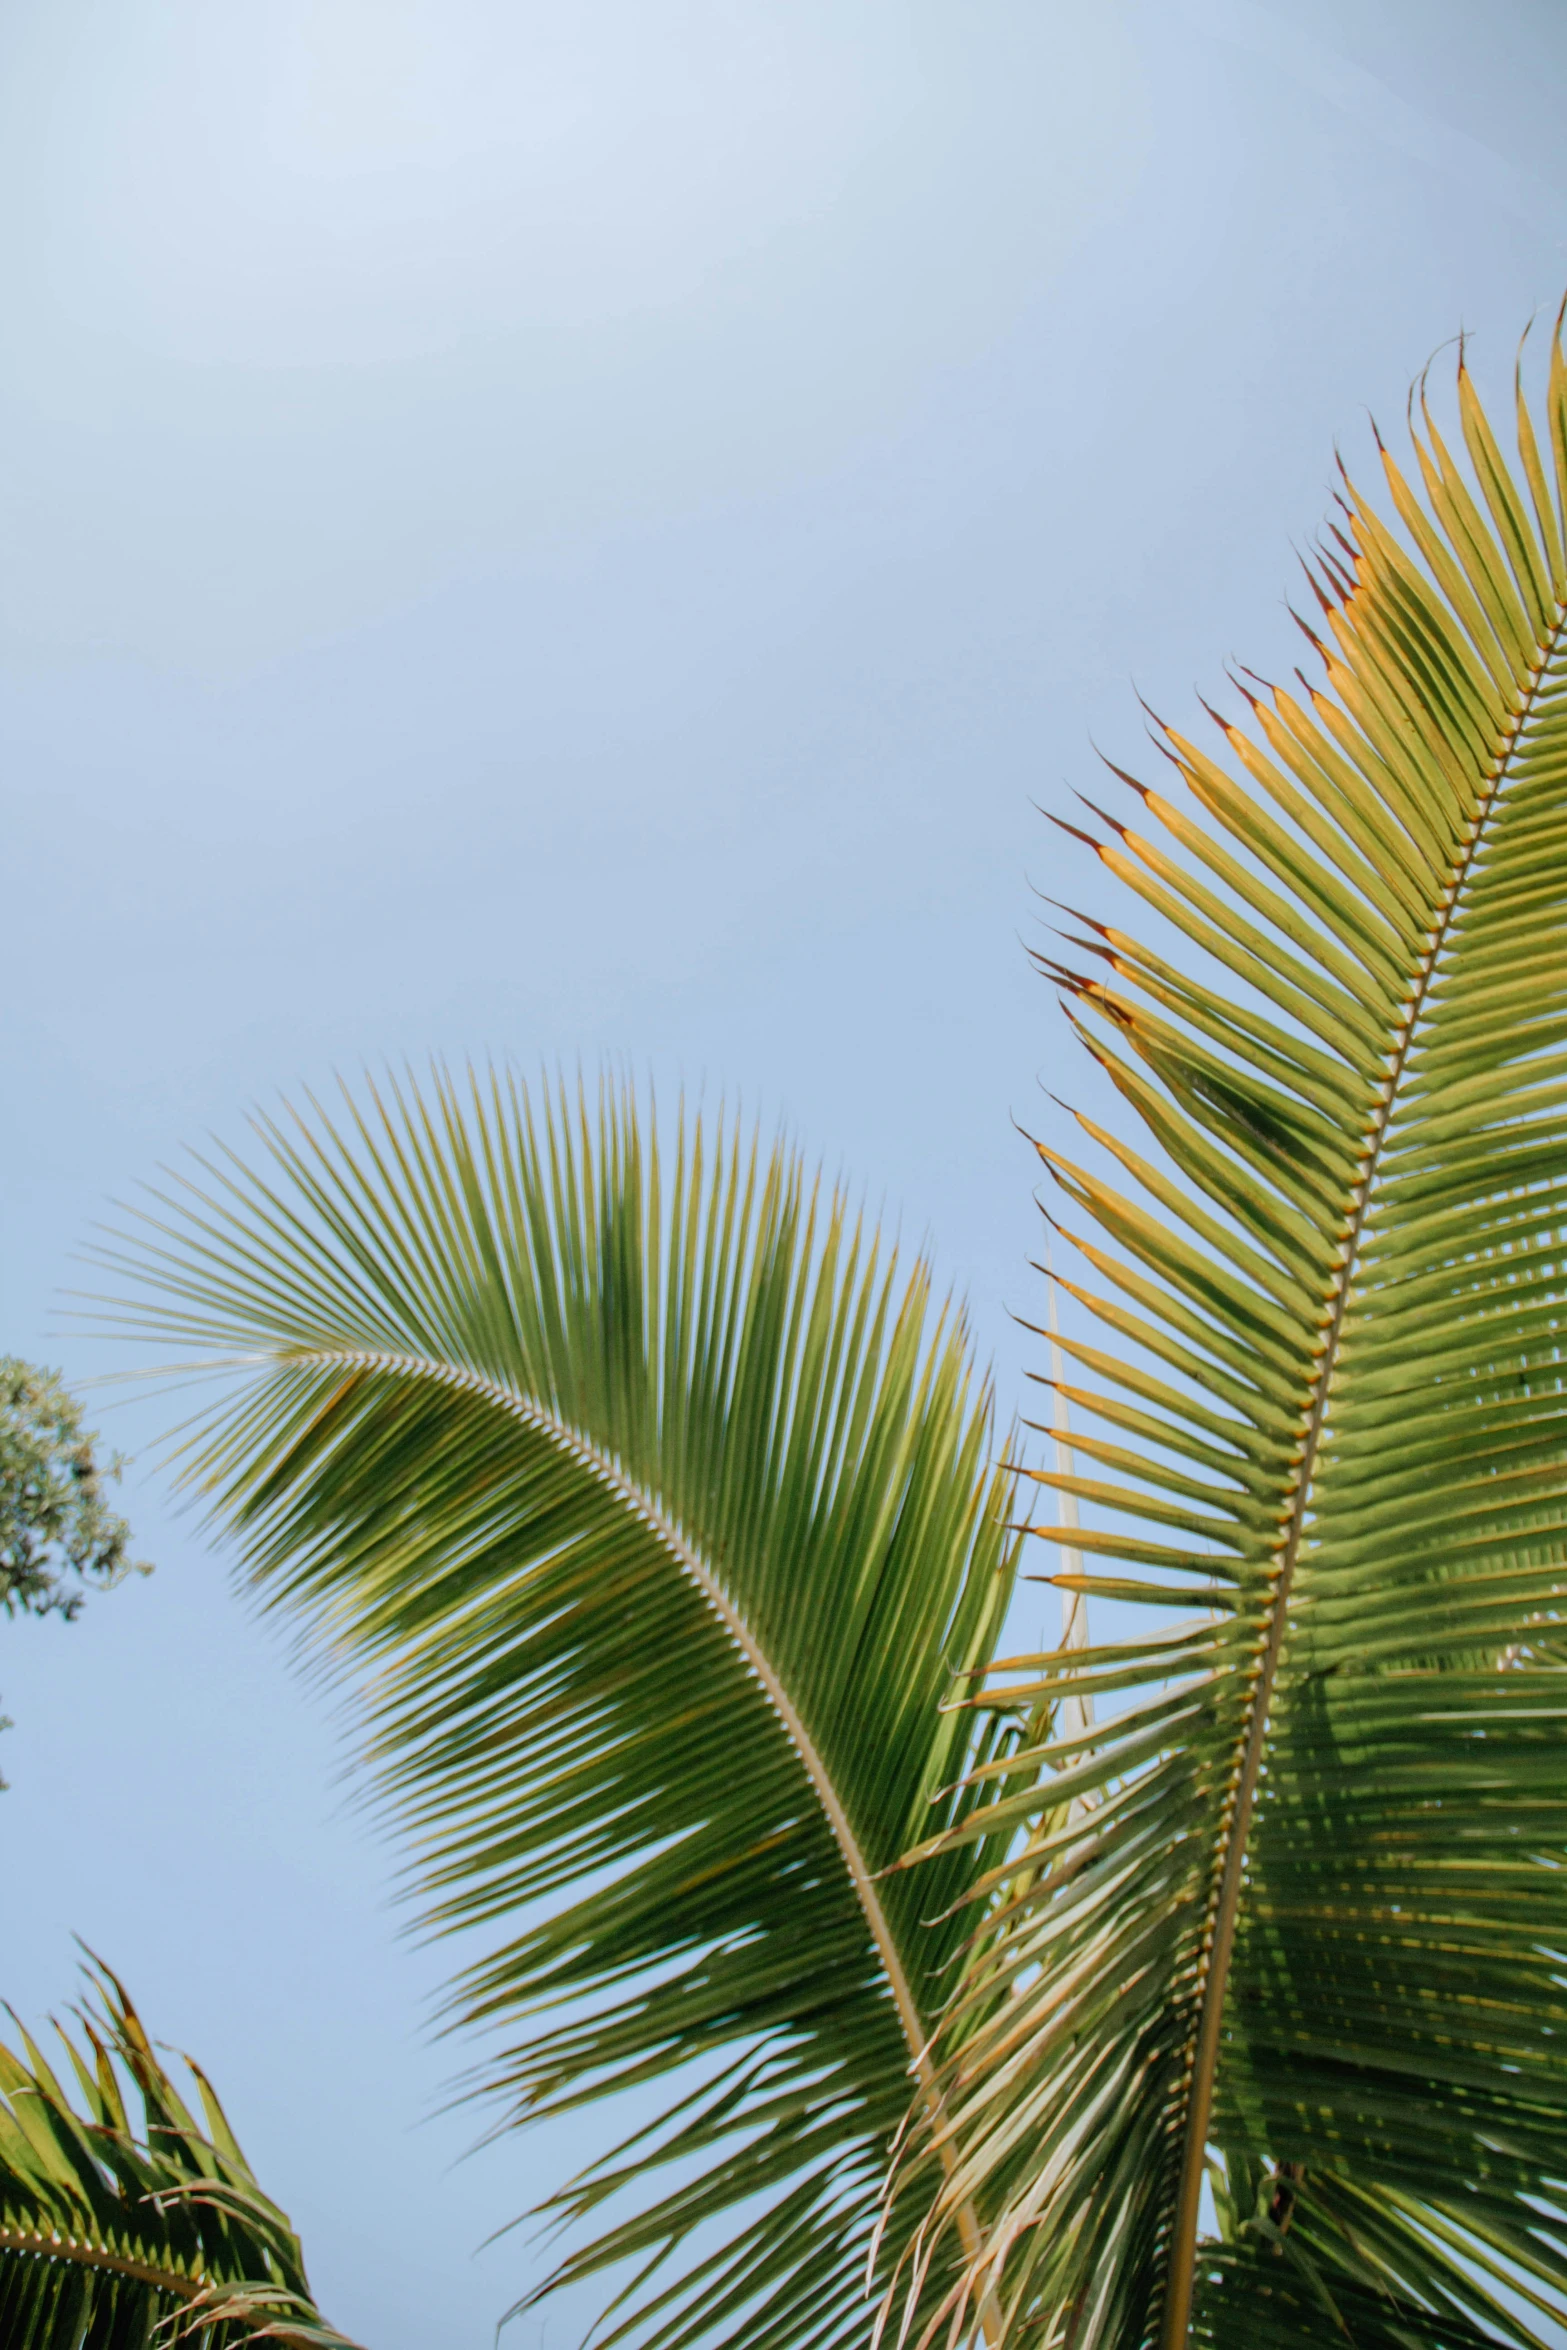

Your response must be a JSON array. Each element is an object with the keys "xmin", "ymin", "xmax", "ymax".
[{"xmin": 16, "ymin": 323, "xmax": 1567, "ymax": 2350}]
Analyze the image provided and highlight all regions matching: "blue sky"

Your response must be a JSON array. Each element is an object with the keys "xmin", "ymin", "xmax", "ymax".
[{"xmin": 4, "ymin": 3, "xmax": 1567, "ymax": 2344}]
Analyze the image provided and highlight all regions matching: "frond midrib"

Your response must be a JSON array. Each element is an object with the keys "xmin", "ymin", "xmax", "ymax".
[
  {"xmin": 0, "ymin": 2218, "xmax": 206, "ymax": 2301},
  {"xmin": 278, "ymin": 1339, "xmax": 988, "ymax": 2268},
  {"xmin": 0, "ymin": 2222, "xmax": 329, "ymax": 2350},
  {"xmin": 1156, "ymin": 588, "xmax": 1567, "ymax": 2350}
]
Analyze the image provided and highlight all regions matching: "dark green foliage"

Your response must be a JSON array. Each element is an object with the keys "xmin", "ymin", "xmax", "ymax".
[{"xmin": 0, "ymin": 1358, "xmax": 148, "ymax": 1622}]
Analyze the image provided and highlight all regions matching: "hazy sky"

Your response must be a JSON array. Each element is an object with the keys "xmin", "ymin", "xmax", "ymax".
[{"xmin": 5, "ymin": 4, "xmax": 1567, "ymax": 2345}]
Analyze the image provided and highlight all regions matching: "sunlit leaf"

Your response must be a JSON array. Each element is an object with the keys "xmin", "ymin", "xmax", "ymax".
[{"xmin": 890, "ymin": 329, "xmax": 1567, "ymax": 2350}]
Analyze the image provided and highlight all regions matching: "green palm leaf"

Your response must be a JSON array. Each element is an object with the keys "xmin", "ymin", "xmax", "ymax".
[
  {"xmin": 0, "ymin": 1959, "xmax": 356, "ymax": 2347},
  {"xmin": 98, "ymin": 1075, "xmax": 1022, "ymax": 2349},
  {"xmin": 890, "ymin": 330, "xmax": 1567, "ymax": 2349}
]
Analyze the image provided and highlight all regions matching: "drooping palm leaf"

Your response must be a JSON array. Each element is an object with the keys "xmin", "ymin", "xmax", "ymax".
[
  {"xmin": 890, "ymin": 330, "xmax": 1567, "ymax": 2349},
  {"xmin": 98, "ymin": 1075, "xmax": 1022, "ymax": 2350},
  {"xmin": 0, "ymin": 1959, "xmax": 355, "ymax": 2348}
]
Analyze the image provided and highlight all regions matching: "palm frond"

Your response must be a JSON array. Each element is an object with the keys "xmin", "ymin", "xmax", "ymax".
[
  {"xmin": 96, "ymin": 1075, "xmax": 1023, "ymax": 2350},
  {"xmin": 0, "ymin": 1959, "xmax": 355, "ymax": 2347},
  {"xmin": 889, "ymin": 327, "xmax": 1567, "ymax": 2348}
]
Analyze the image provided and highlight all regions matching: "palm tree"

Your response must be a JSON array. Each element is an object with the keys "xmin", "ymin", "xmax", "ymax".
[
  {"xmin": 0, "ymin": 1961, "xmax": 357, "ymax": 2346},
  {"xmin": 58, "ymin": 324, "xmax": 1567, "ymax": 2349}
]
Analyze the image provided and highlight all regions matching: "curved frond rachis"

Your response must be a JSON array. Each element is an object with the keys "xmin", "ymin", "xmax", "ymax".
[
  {"xmin": 892, "ymin": 335, "xmax": 1567, "ymax": 2349},
  {"xmin": 98, "ymin": 1077, "xmax": 1025, "ymax": 2350}
]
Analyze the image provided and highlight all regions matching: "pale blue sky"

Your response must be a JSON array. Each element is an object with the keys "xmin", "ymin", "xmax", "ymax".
[{"xmin": 5, "ymin": 4, "xmax": 1567, "ymax": 2345}]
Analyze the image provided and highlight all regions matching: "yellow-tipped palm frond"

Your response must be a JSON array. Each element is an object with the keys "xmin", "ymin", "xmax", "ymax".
[
  {"xmin": 0, "ymin": 1961, "xmax": 355, "ymax": 2348},
  {"xmin": 99, "ymin": 1075, "xmax": 1023, "ymax": 2350},
  {"xmin": 891, "ymin": 334, "xmax": 1567, "ymax": 2350}
]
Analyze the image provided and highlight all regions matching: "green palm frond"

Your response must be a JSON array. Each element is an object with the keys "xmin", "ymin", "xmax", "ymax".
[
  {"xmin": 889, "ymin": 329, "xmax": 1567, "ymax": 2349},
  {"xmin": 97, "ymin": 1075, "xmax": 1023, "ymax": 2350},
  {"xmin": 0, "ymin": 1959, "xmax": 355, "ymax": 2348}
]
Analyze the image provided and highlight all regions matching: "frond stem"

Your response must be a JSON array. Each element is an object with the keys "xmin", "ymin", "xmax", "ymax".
[
  {"xmin": 277, "ymin": 1345, "xmax": 993, "ymax": 2293},
  {"xmin": 1156, "ymin": 594, "xmax": 1567, "ymax": 2350},
  {"xmin": 0, "ymin": 2222, "xmax": 204, "ymax": 2300}
]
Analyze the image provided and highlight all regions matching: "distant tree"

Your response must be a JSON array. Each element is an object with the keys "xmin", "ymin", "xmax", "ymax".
[{"xmin": 0, "ymin": 1356, "xmax": 148, "ymax": 1621}]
